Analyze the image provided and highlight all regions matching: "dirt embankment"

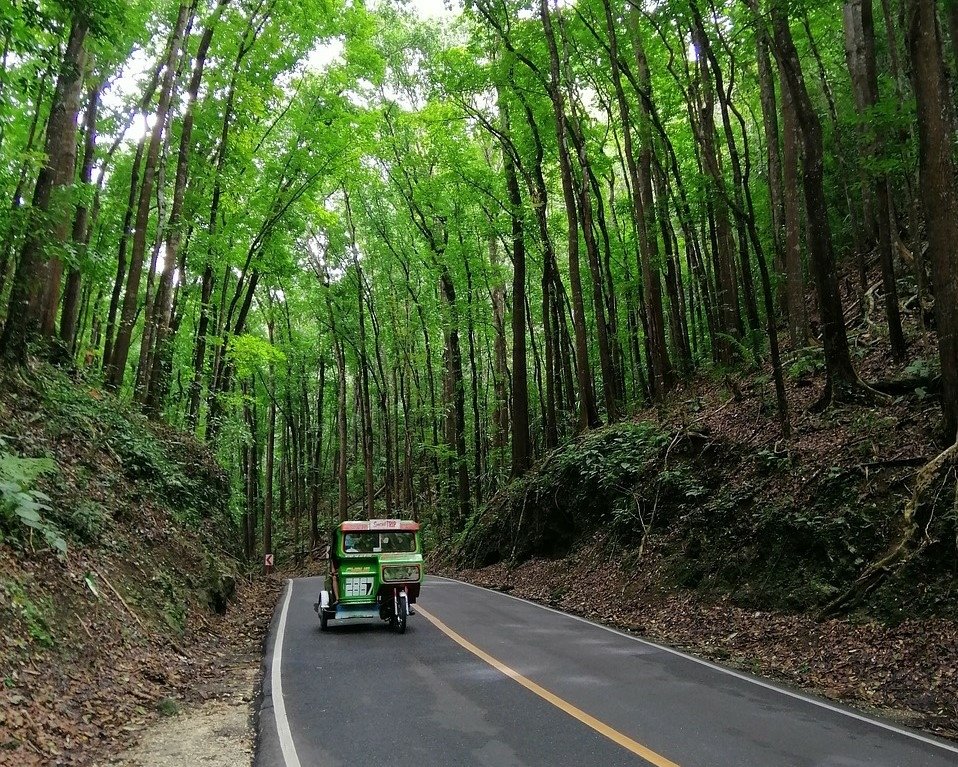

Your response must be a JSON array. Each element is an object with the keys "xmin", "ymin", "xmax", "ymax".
[
  {"xmin": 445, "ymin": 330, "xmax": 958, "ymax": 743},
  {"xmin": 0, "ymin": 368, "xmax": 281, "ymax": 766}
]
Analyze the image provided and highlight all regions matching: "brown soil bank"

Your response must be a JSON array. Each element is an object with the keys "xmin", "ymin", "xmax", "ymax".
[{"xmin": 0, "ymin": 367, "xmax": 279, "ymax": 766}]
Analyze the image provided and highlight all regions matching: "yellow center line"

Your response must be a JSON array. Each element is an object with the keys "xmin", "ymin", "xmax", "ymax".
[{"xmin": 416, "ymin": 605, "xmax": 682, "ymax": 767}]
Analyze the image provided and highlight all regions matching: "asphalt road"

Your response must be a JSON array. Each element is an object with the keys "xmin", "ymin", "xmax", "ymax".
[{"xmin": 255, "ymin": 576, "xmax": 958, "ymax": 767}]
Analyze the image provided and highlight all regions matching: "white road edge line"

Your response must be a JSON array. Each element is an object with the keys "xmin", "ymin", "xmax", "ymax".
[
  {"xmin": 430, "ymin": 575, "xmax": 958, "ymax": 755},
  {"xmin": 271, "ymin": 579, "xmax": 303, "ymax": 767}
]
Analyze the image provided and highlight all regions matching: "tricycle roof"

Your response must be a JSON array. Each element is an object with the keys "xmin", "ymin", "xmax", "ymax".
[{"xmin": 339, "ymin": 519, "xmax": 420, "ymax": 532}]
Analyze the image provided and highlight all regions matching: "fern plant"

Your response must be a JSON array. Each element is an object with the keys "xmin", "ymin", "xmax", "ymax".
[{"xmin": 0, "ymin": 438, "xmax": 65, "ymax": 554}]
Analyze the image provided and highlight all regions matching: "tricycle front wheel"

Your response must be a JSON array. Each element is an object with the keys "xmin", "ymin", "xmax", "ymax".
[{"xmin": 391, "ymin": 593, "xmax": 408, "ymax": 634}]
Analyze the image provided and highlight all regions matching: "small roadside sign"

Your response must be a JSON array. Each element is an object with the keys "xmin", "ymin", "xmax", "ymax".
[{"xmin": 265, "ymin": 553, "xmax": 274, "ymax": 568}]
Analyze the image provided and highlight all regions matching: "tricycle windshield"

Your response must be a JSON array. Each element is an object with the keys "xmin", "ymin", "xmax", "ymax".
[{"xmin": 341, "ymin": 531, "xmax": 417, "ymax": 554}]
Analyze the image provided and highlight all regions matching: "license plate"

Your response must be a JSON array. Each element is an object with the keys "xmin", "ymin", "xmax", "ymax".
[{"xmin": 344, "ymin": 577, "xmax": 374, "ymax": 597}]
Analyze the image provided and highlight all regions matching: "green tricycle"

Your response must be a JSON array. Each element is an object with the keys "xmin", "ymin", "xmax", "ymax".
[{"xmin": 315, "ymin": 519, "xmax": 423, "ymax": 634}]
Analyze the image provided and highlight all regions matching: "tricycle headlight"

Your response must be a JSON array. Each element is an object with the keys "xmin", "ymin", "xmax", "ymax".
[{"xmin": 382, "ymin": 565, "xmax": 420, "ymax": 582}]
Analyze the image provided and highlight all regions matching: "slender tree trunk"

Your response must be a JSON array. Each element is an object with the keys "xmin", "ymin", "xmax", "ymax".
[
  {"xmin": 754, "ymin": 27, "xmax": 785, "ymax": 304},
  {"xmin": 244, "ymin": 383, "xmax": 260, "ymax": 560},
  {"xmin": 623, "ymin": 4, "xmax": 673, "ymax": 393},
  {"xmin": 568, "ymin": 117, "xmax": 617, "ymax": 421},
  {"xmin": 59, "ymin": 86, "xmax": 99, "ymax": 353},
  {"xmin": 105, "ymin": 2, "xmax": 191, "ymax": 390},
  {"xmin": 264, "ymin": 368, "xmax": 276, "ymax": 567},
  {"xmin": 653, "ymin": 157, "xmax": 691, "ymax": 376},
  {"xmin": 843, "ymin": 0, "xmax": 906, "ymax": 359},
  {"xmin": 145, "ymin": 0, "xmax": 229, "ymax": 413},
  {"xmin": 693, "ymin": 3, "xmax": 761, "ymax": 349},
  {"xmin": 463, "ymin": 255, "xmax": 484, "ymax": 504},
  {"xmin": 500, "ymin": 100, "xmax": 530, "ymax": 476},
  {"xmin": 102, "ymin": 138, "xmax": 145, "ymax": 372},
  {"xmin": 320, "ymin": 270, "xmax": 349, "ymax": 522},
  {"xmin": 354, "ymin": 260, "xmax": 375, "ymax": 519},
  {"xmin": 438, "ymin": 266, "xmax": 471, "ymax": 530},
  {"xmin": 540, "ymin": 0, "xmax": 599, "ymax": 430},
  {"xmin": 778, "ymin": 66, "xmax": 808, "ymax": 347},
  {"xmin": 0, "ymin": 65, "xmax": 52, "ymax": 311},
  {"xmin": 689, "ymin": 18, "xmax": 742, "ymax": 363},
  {"xmin": 310, "ymin": 355, "xmax": 325, "ymax": 547},
  {"xmin": 802, "ymin": 11, "xmax": 869, "ymax": 287},
  {"xmin": 489, "ymin": 227, "xmax": 510, "ymax": 475},
  {"xmin": 515, "ymin": 91, "xmax": 560, "ymax": 447}
]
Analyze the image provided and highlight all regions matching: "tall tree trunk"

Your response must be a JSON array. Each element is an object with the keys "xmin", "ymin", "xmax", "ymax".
[
  {"xmin": 906, "ymin": 0, "xmax": 958, "ymax": 437},
  {"xmin": 1, "ymin": 17, "xmax": 87, "ymax": 362},
  {"xmin": 802, "ymin": 11, "xmax": 869, "ymax": 287},
  {"xmin": 145, "ymin": 0, "xmax": 229, "ymax": 413},
  {"xmin": 771, "ymin": 0, "xmax": 872, "ymax": 404},
  {"xmin": 754, "ymin": 27, "xmax": 785, "ymax": 305},
  {"xmin": 500, "ymin": 99, "xmax": 530, "ymax": 476},
  {"xmin": 102, "ymin": 138, "xmax": 145, "ymax": 372},
  {"xmin": 623, "ymin": 3, "xmax": 673, "ymax": 394},
  {"xmin": 489, "ymin": 225, "xmax": 510, "ymax": 477},
  {"xmin": 693, "ymin": 3, "xmax": 762, "ymax": 353},
  {"xmin": 463, "ymin": 254, "xmax": 484, "ymax": 504},
  {"xmin": 653, "ymin": 156, "xmax": 691, "ymax": 376},
  {"xmin": 843, "ymin": 0, "xmax": 906, "ymax": 359},
  {"xmin": 689, "ymin": 17, "xmax": 742, "ymax": 363},
  {"xmin": 264, "ymin": 369, "xmax": 276, "ymax": 567},
  {"xmin": 568, "ymin": 116, "xmax": 618, "ymax": 421},
  {"xmin": 438, "ymin": 266, "xmax": 471, "ymax": 531},
  {"xmin": 310, "ymin": 354, "xmax": 326, "ymax": 547},
  {"xmin": 0, "ymin": 65, "xmax": 52, "ymax": 311},
  {"xmin": 778, "ymin": 65, "xmax": 808, "ymax": 346},
  {"xmin": 354, "ymin": 261, "xmax": 375, "ymax": 520},
  {"xmin": 515, "ymin": 90, "xmax": 561, "ymax": 447},
  {"xmin": 244, "ymin": 384, "xmax": 260, "ymax": 560},
  {"xmin": 187, "ymin": 264, "xmax": 214, "ymax": 429},
  {"xmin": 321, "ymin": 270, "xmax": 350, "ymax": 522}
]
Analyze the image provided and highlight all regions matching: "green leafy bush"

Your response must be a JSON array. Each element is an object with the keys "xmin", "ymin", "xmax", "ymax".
[
  {"xmin": 787, "ymin": 347, "xmax": 826, "ymax": 380},
  {"xmin": 64, "ymin": 501, "xmax": 109, "ymax": 543},
  {"xmin": 40, "ymin": 372, "xmax": 231, "ymax": 537},
  {"xmin": 0, "ymin": 438, "xmax": 65, "ymax": 554},
  {"xmin": 457, "ymin": 421, "xmax": 702, "ymax": 565}
]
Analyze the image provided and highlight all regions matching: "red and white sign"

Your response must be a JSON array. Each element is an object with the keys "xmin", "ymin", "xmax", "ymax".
[
  {"xmin": 341, "ymin": 519, "xmax": 420, "ymax": 532},
  {"xmin": 264, "ymin": 553, "xmax": 274, "ymax": 568}
]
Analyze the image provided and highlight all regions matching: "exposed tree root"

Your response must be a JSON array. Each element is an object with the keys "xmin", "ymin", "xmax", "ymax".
[
  {"xmin": 810, "ymin": 374, "xmax": 893, "ymax": 412},
  {"xmin": 867, "ymin": 375, "xmax": 942, "ymax": 396},
  {"xmin": 818, "ymin": 436, "xmax": 958, "ymax": 619}
]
